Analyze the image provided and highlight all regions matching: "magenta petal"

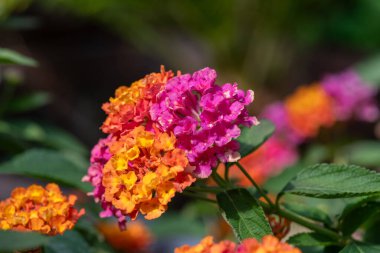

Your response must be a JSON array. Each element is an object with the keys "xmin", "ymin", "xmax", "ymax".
[{"xmin": 190, "ymin": 67, "xmax": 217, "ymax": 92}]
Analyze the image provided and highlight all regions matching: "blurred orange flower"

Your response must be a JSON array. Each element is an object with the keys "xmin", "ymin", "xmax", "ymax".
[
  {"xmin": 0, "ymin": 184, "xmax": 84, "ymax": 235},
  {"xmin": 238, "ymin": 235, "xmax": 301, "ymax": 253},
  {"xmin": 175, "ymin": 235, "xmax": 301, "ymax": 253},
  {"xmin": 98, "ymin": 221, "xmax": 153, "ymax": 253},
  {"xmin": 285, "ymin": 84, "xmax": 335, "ymax": 137},
  {"xmin": 175, "ymin": 236, "xmax": 236, "ymax": 253}
]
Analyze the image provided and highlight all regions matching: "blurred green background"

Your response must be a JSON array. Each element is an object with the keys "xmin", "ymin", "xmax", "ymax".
[
  {"xmin": 1, "ymin": 1, "xmax": 380, "ymax": 252},
  {"xmin": 2, "ymin": 0, "xmax": 380, "ymax": 145}
]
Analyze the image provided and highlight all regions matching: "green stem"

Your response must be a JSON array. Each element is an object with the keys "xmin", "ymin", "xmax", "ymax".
[
  {"xmin": 183, "ymin": 191, "xmax": 217, "ymax": 203},
  {"xmin": 235, "ymin": 162, "xmax": 275, "ymax": 208},
  {"xmin": 211, "ymin": 170, "xmax": 228, "ymax": 188},
  {"xmin": 259, "ymin": 200, "xmax": 342, "ymax": 241},
  {"xmin": 215, "ymin": 163, "xmax": 343, "ymax": 242},
  {"xmin": 224, "ymin": 162, "xmax": 232, "ymax": 182}
]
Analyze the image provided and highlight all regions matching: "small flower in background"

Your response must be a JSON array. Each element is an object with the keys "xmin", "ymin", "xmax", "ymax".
[
  {"xmin": 98, "ymin": 221, "xmax": 153, "ymax": 253},
  {"xmin": 0, "ymin": 184, "xmax": 84, "ymax": 235},
  {"xmin": 175, "ymin": 236, "xmax": 236, "ymax": 253},
  {"xmin": 237, "ymin": 235, "xmax": 301, "ymax": 253},
  {"xmin": 174, "ymin": 235, "xmax": 301, "ymax": 253},
  {"xmin": 322, "ymin": 70, "xmax": 379, "ymax": 122},
  {"xmin": 151, "ymin": 67, "xmax": 257, "ymax": 178},
  {"xmin": 284, "ymin": 84, "xmax": 335, "ymax": 138}
]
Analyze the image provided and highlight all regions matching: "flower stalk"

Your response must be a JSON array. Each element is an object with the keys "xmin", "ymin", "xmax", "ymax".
[
  {"xmin": 226, "ymin": 162, "xmax": 344, "ymax": 242},
  {"xmin": 234, "ymin": 162, "xmax": 275, "ymax": 208}
]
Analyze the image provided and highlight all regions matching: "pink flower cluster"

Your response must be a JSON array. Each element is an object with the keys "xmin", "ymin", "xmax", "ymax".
[
  {"xmin": 151, "ymin": 68, "xmax": 257, "ymax": 177},
  {"xmin": 322, "ymin": 70, "xmax": 379, "ymax": 122}
]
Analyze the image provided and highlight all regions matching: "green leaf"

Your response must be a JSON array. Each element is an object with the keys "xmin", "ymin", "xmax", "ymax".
[
  {"xmin": 364, "ymin": 218, "xmax": 380, "ymax": 244},
  {"xmin": 264, "ymin": 165, "xmax": 304, "ymax": 194},
  {"xmin": 0, "ymin": 149, "xmax": 90, "ymax": 192},
  {"xmin": 90, "ymin": 241, "xmax": 118, "ymax": 253},
  {"xmin": 6, "ymin": 92, "xmax": 51, "ymax": 113},
  {"xmin": 0, "ymin": 48, "xmax": 37, "ymax": 66},
  {"xmin": 282, "ymin": 195, "xmax": 362, "ymax": 227},
  {"xmin": 339, "ymin": 242, "xmax": 380, "ymax": 253},
  {"xmin": 339, "ymin": 201, "xmax": 380, "ymax": 236},
  {"xmin": 287, "ymin": 232, "xmax": 337, "ymax": 247},
  {"xmin": 237, "ymin": 120, "xmax": 275, "ymax": 158},
  {"xmin": 0, "ymin": 231, "xmax": 49, "ymax": 253},
  {"xmin": 283, "ymin": 201, "xmax": 332, "ymax": 226},
  {"xmin": 0, "ymin": 120, "xmax": 46, "ymax": 142},
  {"xmin": 216, "ymin": 188, "xmax": 272, "ymax": 241},
  {"xmin": 44, "ymin": 231, "xmax": 91, "ymax": 253},
  {"xmin": 339, "ymin": 141, "xmax": 380, "ymax": 167},
  {"xmin": 0, "ymin": 120, "xmax": 88, "ymax": 157},
  {"xmin": 42, "ymin": 124, "xmax": 88, "ymax": 157},
  {"xmin": 282, "ymin": 164, "xmax": 380, "ymax": 198}
]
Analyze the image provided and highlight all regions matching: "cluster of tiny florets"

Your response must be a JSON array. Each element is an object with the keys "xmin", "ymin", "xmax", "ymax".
[
  {"xmin": 84, "ymin": 66, "xmax": 256, "ymax": 227},
  {"xmin": 0, "ymin": 184, "xmax": 84, "ymax": 235},
  {"xmin": 175, "ymin": 235, "xmax": 301, "ymax": 253}
]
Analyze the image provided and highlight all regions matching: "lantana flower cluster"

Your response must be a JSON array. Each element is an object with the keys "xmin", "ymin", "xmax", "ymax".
[
  {"xmin": 234, "ymin": 70, "xmax": 379, "ymax": 185},
  {"xmin": 175, "ymin": 235, "xmax": 301, "ymax": 253},
  {"xmin": 84, "ymin": 66, "xmax": 256, "ymax": 227},
  {"xmin": 0, "ymin": 184, "xmax": 84, "ymax": 235}
]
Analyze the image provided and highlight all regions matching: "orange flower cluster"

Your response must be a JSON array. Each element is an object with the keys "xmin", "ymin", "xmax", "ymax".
[
  {"xmin": 101, "ymin": 67, "xmax": 175, "ymax": 135},
  {"xmin": 175, "ymin": 235, "xmax": 301, "ymax": 253},
  {"xmin": 285, "ymin": 84, "xmax": 335, "ymax": 137},
  {"xmin": 98, "ymin": 221, "xmax": 153, "ymax": 253},
  {"xmin": 175, "ymin": 236, "xmax": 235, "ymax": 253},
  {"xmin": 238, "ymin": 236, "xmax": 301, "ymax": 253},
  {"xmin": 102, "ymin": 126, "xmax": 195, "ymax": 220},
  {"xmin": 0, "ymin": 184, "xmax": 84, "ymax": 235}
]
